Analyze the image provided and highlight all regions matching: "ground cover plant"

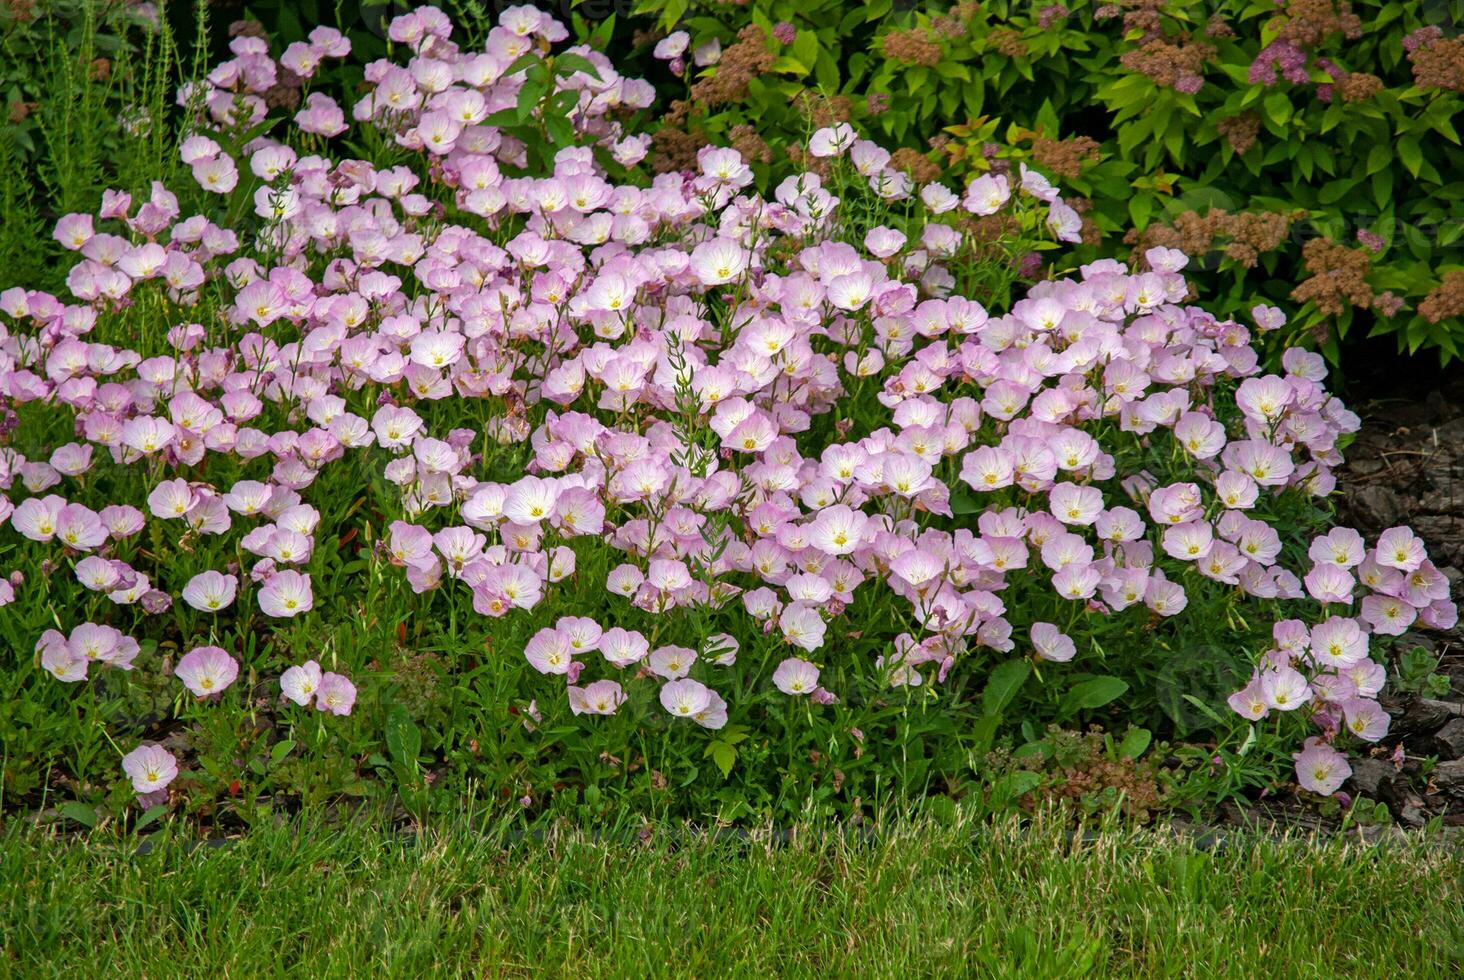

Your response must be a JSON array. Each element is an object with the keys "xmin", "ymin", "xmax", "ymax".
[
  {"xmin": 0, "ymin": 3, "xmax": 1458, "ymax": 834},
  {"xmin": 3, "ymin": 809, "xmax": 1461, "ymax": 977},
  {"xmin": 628, "ymin": 0, "xmax": 1464, "ymax": 363}
]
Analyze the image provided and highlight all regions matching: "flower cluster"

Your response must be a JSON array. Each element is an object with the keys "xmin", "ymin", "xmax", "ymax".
[{"xmin": 0, "ymin": 5, "xmax": 1454, "ymax": 812}]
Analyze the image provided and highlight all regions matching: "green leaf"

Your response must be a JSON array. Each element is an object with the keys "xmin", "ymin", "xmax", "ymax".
[
  {"xmin": 1128, "ymin": 193, "xmax": 1153, "ymax": 230},
  {"xmin": 1061, "ymin": 676, "xmax": 1129, "ymax": 715},
  {"xmin": 1318, "ymin": 178, "xmax": 1358, "ymax": 204},
  {"xmin": 385, "ymin": 706, "xmax": 422, "ymax": 767},
  {"xmin": 504, "ymin": 53, "xmax": 540, "ymax": 77},
  {"xmin": 791, "ymin": 30, "xmax": 819, "ymax": 73},
  {"xmin": 1263, "ymin": 91, "xmax": 1291, "ymax": 127},
  {"xmin": 552, "ymin": 53, "xmax": 601, "ymax": 81},
  {"xmin": 1118, "ymin": 727, "xmax": 1152, "ymax": 760},
  {"xmin": 708, "ymin": 741, "xmax": 736, "ymax": 778},
  {"xmin": 1398, "ymin": 135, "xmax": 1423, "ymax": 178},
  {"xmin": 516, "ymin": 79, "xmax": 547, "ymax": 122},
  {"xmin": 269, "ymin": 739, "xmax": 296, "ymax": 766},
  {"xmin": 982, "ymin": 660, "xmax": 1031, "ymax": 717},
  {"xmin": 134, "ymin": 804, "xmax": 169, "ymax": 833},
  {"xmin": 59, "ymin": 802, "xmax": 97, "ymax": 828},
  {"xmin": 970, "ymin": 714, "xmax": 1001, "ymax": 756}
]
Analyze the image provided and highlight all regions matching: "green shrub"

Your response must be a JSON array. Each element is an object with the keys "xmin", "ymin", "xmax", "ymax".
[{"xmin": 632, "ymin": 0, "xmax": 1464, "ymax": 363}]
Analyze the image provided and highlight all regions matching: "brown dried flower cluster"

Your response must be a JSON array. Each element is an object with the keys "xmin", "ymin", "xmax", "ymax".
[
  {"xmin": 227, "ymin": 19, "xmax": 267, "ymax": 40},
  {"xmin": 1276, "ymin": 0, "xmax": 1362, "ymax": 47},
  {"xmin": 1118, "ymin": 0, "xmax": 1168, "ymax": 42},
  {"xmin": 1204, "ymin": 14, "xmax": 1235, "ymax": 39},
  {"xmin": 1373, "ymin": 290, "xmax": 1406, "ymax": 318},
  {"xmin": 888, "ymin": 147, "xmax": 941, "ymax": 184},
  {"xmin": 689, "ymin": 26, "xmax": 774, "ymax": 108},
  {"xmin": 1119, "ymin": 37, "xmax": 1214, "ymax": 89},
  {"xmin": 880, "ymin": 27, "xmax": 942, "ymax": 68},
  {"xmin": 1126, "ymin": 208, "xmax": 1295, "ymax": 269},
  {"xmin": 783, "ymin": 144, "xmax": 833, "ymax": 181},
  {"xmin": 1031, "ymin": 135, "xmax": 1100, "ymax": 180},
  {"xmin": 959, "ymin": 212, "xmax": 1022, "ymax": 258},
  {"xmin": 1419, "ymin": 270, "xmax": 1464, "ymax": 325},
  {"xmin": 986, "ymin": 28, "xmax": 1028, "ymax": 59},
  {"xmin": 3, "ymin": 0, "xmax": 37, "ymax": 23},
  {"xmin": 793, "ymin": 91, "xmax": 852, "ymax": 128},
  {"xmin": 1409, "ymin": 35, "xmax": 1464, "ymax": 93},
  {"xmin": 1216, "ymin": 112, "xmax": 1261, "ymax": 155},
  {"xmin": 1337, "ymin": 72, "xmax": 1382, "ymax": 103},
  {"xmin": 727, "ymin": 123, "xmax": 772, "ymax": 166},
  {"xmin": 1067, "ymin": 196, "xmax": 1104, "ymax": 246},
  {"xmin": 648, "ymin": 126, "xmax": 705, "ymax": 174},
  {"xmin": 1291, "ymin": 238, "xmax": 1376, "ymax": 316},
  {"xmin": 930, "ymin": 14, "xmax": 968, "ymax": 40}
]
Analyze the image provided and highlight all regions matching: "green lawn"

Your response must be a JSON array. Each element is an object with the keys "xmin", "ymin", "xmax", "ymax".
[{"xmin": 3, "ymin": 812, "xmax": 1460, "ymax": 978}]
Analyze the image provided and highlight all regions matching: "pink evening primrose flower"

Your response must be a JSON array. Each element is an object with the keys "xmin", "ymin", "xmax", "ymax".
[
  {"xmin": 1293, "ymin": 738, "xmax": 1351, "ymax": 796},
  {"xmin": 174, "ymin": 645, "xmax": 240, "ymax": 697},
  {"xmin": 121, "ymin": 744, "xmax": 178, "ymax": 795},
  {"xmin": 772, "ymin": 657, "xmax": 821, "ymax": 695},
  {"xmin": 316, "ymin": 672, "xmax": 357, "ymax": 715}
]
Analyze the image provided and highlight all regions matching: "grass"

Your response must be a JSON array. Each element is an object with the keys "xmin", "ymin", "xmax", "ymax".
[{"xmin": 2, "ymin": 811, "xmax": 1460, "ymax": 978}]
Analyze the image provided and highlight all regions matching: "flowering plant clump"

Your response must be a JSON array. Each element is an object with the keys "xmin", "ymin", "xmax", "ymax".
[{"xmin": 0, "ymin": 5, "xmax": 1454, "ymax": 823}]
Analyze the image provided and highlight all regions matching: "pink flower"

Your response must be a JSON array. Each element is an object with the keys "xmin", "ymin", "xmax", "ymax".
[
  {"xmin": 689, "ymin": 237, "xmax": 748, "ymax": 286},
  {"xmin": 257, "ymin": 570, "xmax": 313, "ymax": 618},
  {"xmin": 808, "ymin": 123, "xmax": 855, "ymax": 157},
  {"xmin": 807, "ymin": 504, "xmax": 869, "ymax": 556},
  {"xmin": 600, "ymin": 627, "xmax": 649, "ymax": 667},
  {"xmin": 649, "ymin": 645, "xmax": 697, "ymax": 680},
  {"xmin": 1227, "ymin": 681, "xmax": 1269, "ymax": 720},
  {"xmin": 280, "ymin": 660, "xmax": 323, "ymax": 705},
  {"xmin": 1303, "ymin": 563, "xmax": 1354, "ymax": 605},
  {"xmin": 38, "ymin": 630, "xmax": 88, "ymax": 682},
  {"xmin": 1293, "ymin": 738, "xmax": 1351, "ymax": 796},
  {"xmin": 122, "ymin": 744, "xmax": 178, "ymax": 794},
  {"xmin": 963, "ymin": 173, "xmax": 1010, "ymax": 215},
  {"xmin": 660, "ymin": 677, "xmax": 713, "ymax": 719},
  {"xmin": 772, "ymin": 657, "xmax": 820, "ymax": 695},
  {"xmin": 569, "ymin": 679, "xmax": 626, "ymax": 715},
  {"xmin": 175, "ymin": 646, "xmax": 240, "ymax": 697},
  {"xmin": 525, "ymin": 627, "xmax": 574, "ymax": 675},
  {"xmin": 1260, "ymin": 666, "xmax": 1311, "ymax": 711},
  {"xmin": 1341, "ymin": 698, "xmax": 1389, "ymax": 742},
  {"xmin": 316, "ymin": 672, "xmax": 357, "ymax": 715},
  {"xmin": 779, "ymin": 602, "xmax": 827, "ymax": 652},
  {"xmin": 182, "ymin": 570, "xmax": 238, "ymax": 612},
  {"xmin": 1030, "ymin": 622, "xmax": 1076, "ymax": 662},
  {"xmin": 1376, "ymin": 526, "xmax": 1426, "ymax": 572}
]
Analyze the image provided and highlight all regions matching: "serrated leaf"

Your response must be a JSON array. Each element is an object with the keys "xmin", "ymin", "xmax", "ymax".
[{"xmin": 710, "ymin": 741, "xmax": 736, "ymax": 778}]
